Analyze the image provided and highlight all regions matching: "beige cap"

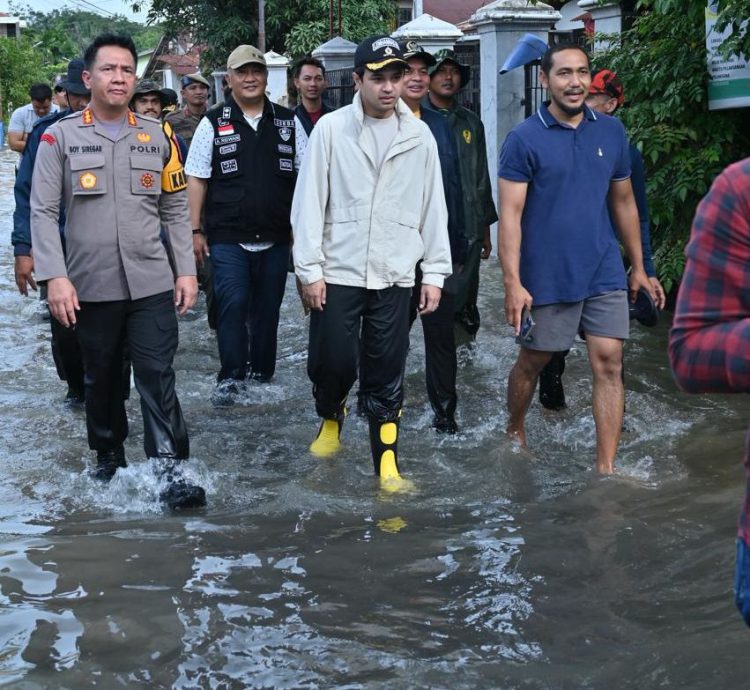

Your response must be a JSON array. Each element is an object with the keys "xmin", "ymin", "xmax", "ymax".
[
  {"xmin": 227, "ymin": 45, "xmax": 267, "ymax": 70},
  {"xmin": 181, "ymin": 72, "xmax": 210, "ymax": 88}
]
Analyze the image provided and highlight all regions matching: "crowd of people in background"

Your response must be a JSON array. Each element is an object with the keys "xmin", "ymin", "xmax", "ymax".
[{"xmin": 7, "ymin": 32, "xmax": 670, "ymax": 493}]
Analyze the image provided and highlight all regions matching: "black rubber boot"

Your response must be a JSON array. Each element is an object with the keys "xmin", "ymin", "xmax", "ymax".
[
  {"xmin": 368, "ymin": 417, "xmax": 401, "ymax": 479},
  {"xmin": 432, "ymin": 414, "xmax": 458, "ymax": 434},
  {"xmin": 539, "ymin": 351, "xmax": 567, "ymax": 411},
  {"xmin": 64, "ymin": 385, "xmax": 85, "ymax": 406},
  {"xmin": 157, "ymin": 460, "xmax": 206, "ymax": 510},
  {"xmin": 91, "ymin": 446, "xmax": 127, "ymax": 482}
]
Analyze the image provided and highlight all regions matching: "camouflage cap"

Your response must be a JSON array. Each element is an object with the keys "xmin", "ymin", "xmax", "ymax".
[{"xmin": 429, "ymin": 49, "xmax": 470, "ymax": 88}]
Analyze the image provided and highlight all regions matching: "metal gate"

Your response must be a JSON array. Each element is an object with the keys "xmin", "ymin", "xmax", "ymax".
[
  {"xmin": 523, "ymin": 60, "xmax": 545, "ymax": 118},
  {"xmin": 453, "ymin": 40, "xmax": 480, "ymax": 116},
  {"xmin": 325, "ymin": 67, "xmax": 355, "ymax": 110},
  {"xmin": 522, "ymin": 31, "xmax": 589, "ymax": 118}
]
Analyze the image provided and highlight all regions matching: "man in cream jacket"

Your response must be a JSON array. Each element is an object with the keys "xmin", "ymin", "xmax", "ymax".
[{"xmin": 292, "ymin": 35, "xmax": 452, "ymax": 486}]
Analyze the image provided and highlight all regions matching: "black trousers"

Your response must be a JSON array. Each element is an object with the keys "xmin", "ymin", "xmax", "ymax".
[
  {"xmin": 409, "ymin": 268, "xmax": 457, "ymax": 420},
  {"xmin": 308, "ymin": 284, "xmax": 410, "ymax": 423},
  {"xmin": 75, "ymin": 291, "xmax": 189, "ymax": 459},
  {"xmin": 50, "ymin": 314, "xmax": 84, "ymax": 391}
]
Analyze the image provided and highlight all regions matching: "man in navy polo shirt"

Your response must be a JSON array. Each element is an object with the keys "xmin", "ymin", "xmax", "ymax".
[{"xmin": 497, "ymin": 43, "xmax": 655, "ymax": 474}]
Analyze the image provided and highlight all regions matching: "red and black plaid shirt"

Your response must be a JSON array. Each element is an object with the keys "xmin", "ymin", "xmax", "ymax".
[{"xmin": 669, "ymin": 158, "xmax": 750, "ymax": 546}]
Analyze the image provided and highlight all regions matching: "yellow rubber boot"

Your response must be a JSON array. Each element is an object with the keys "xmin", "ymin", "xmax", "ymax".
[
  {"xmin": 309, "ymin": 418, "xmax": 343, "ymax": 458},
  {"xmin": 369, "ymin": 418, "xmax": 401, "ymax": 480}
]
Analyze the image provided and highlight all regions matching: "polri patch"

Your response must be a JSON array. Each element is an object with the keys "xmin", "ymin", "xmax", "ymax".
[
  {"xmin": 221, "ymin": 159, "xmax": 239, "ymax": 174},
  {"xmin": 219, "ymin": 144, "xmax": 237, "ymax": 155},
  {"xmin": 279, "ymin": 159, "xmax": 293, "ymax": 172}
]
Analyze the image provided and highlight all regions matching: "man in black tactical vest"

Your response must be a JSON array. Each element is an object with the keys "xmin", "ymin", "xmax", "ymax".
[{"xmin": 185, "ymin": 45, "xmax": 299, "ymax": 401}]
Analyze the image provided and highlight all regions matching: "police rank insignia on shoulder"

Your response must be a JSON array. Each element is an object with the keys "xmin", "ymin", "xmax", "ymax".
[
  {"xmin": 127, "ymin": 112, "xmax": 137, "ymax": 126},
  {"xmin": 137, "ymin": 132, "xmax": 151, "ymax": 143},
  {"xmin": 80, "ymin": 172, "xmax": 97, "ymax": 189},
  {"xmin": 463, "ymin": 129, "xmax": 472, "ymax": 144},
  {"xmin": 82, "ymin": 109, "xmax": 94, "ymax": 125}
]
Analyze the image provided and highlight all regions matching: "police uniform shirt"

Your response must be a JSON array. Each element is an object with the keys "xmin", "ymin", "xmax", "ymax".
[{"xmin": 30, "ymin": 108, "xmax": 196, "ymax": 302}]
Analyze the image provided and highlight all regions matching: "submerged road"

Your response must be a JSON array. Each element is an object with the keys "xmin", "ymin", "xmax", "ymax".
[{"xmin": 0, "ymin": 148, "xmax": 747, "ymax": 688}]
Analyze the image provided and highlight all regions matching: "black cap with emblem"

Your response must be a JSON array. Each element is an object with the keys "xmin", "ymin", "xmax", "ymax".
[
  {"xmin": 354, "ymin": 35, "xmax": 407, "ymax": 72},
  {"xmin": 400, "ymin": 40, "xmax": 436, "ymax": 67}
]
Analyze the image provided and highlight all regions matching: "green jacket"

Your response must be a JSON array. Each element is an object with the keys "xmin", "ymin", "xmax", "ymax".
[{"xmin": 423, "ymin": 96, "xmax": 498, "ymax": 242}]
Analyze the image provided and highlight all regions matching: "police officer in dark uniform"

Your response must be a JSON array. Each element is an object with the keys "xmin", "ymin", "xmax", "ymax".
[
  {"xmin": 186, "ymin": 44, "xmax": 299, "ymax": 399},
  {"xmin": 12, "ymin": 58, "xmax": 90, "ymax": 404}
]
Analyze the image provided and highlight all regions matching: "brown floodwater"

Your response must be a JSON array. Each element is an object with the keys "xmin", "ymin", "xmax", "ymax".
[{"xmin": 0, "ymin": 149, "xmax": 747, "ymax": 689}]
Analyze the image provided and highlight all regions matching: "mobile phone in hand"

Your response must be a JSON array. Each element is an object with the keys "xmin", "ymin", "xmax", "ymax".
[{"xmin": 520, "ymin": 307, "xmax": 535, "ymax": 341}]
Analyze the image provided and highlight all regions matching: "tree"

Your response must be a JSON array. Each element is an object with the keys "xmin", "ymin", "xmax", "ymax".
[
  {"xmin": 10, "ymin": 5, "xmax": 164, "ymax": 56},
  {"xmin": 595, "ymin": 0, "xmax": 750, "ymax": 293},
  {"xmin": 0, "ymin": 37, "xmax": 49, "ymax": 123},
  {"xmin": 138, "ymin": 0, "xmax": 395, "ymax": 67}
]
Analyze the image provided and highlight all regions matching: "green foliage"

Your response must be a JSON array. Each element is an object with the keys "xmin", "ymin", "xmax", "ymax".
[
  {"xmin": 266, "ymin": 0, "xmax": 396, "ymax": 57},
  {"xmin": 1, "ymin": 6, "xmax": 164, "ymax": 124},
  {"xmin": 10, "ymin": 5, "xmax": 164, "ymax": 55},
  {"xmin": 0, "ymin": 36, "xmax": 49, "ymax": 123},
  {"xmin": 597, "ymin": 1, "xmax": 750, "ymax": 293},
  {"xmin": 140, "ymin": 0, "xmax": 395, "ymax": 67},
  {"xmin": 135, "ymin": 0, "xmax": 257, "ymax": 68}
]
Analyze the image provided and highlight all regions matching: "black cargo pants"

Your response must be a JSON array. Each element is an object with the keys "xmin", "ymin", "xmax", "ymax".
[
  {"xmin": 75, "ymin": 290, "xmax": 189, "ymax": 459},
  {"xmin": 308, "ymin": 284, "xmax": 410, "ymax": 423}
]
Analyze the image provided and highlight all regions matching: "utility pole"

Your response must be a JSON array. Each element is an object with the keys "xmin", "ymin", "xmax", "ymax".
[
  {"xmin": 258, "ymin": 0, "xmax": 266, "ymax": 52},
  {"xmin": 414, "ymin": 1, "xmax": 423, "ymax": 18}
]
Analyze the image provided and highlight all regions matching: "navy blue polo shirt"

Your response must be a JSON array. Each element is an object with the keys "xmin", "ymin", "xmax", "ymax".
[{"xmin": 498, "ymin": 103, "xmax": 630, "ymax": 306}]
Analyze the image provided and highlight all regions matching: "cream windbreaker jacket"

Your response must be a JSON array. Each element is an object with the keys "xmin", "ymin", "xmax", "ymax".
[{"xmin": 291, "ymin": 92, "xmax": 452, "ymax": 290}]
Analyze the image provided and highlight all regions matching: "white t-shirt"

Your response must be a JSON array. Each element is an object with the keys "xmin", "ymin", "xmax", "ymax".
[
  {"xmin": 8, "ymin": 102, "xmax": 60, "ymax": 134},
  {"xmin": 8, "ymin": 102, "xmax": 60, "ymax": 166},
  {"xmin": 362, "ymin": 113, "xmax": 399, "ymax": 169}
]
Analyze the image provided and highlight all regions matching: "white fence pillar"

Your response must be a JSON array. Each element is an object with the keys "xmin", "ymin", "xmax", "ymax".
[
  {"xmin": 466, "ymin": 0, "xmax": 560, "ymax": 209},
  {"xmin": 391, "ymin": 13, "xmax": 463, "ymax": 54},
  {"xmin": 312, "ymin": 37, "xmax": 358, "ymax": 71}
]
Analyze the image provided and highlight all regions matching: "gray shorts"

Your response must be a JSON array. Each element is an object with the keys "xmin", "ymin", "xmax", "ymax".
[{"xmin": 518, "ymin": 290, "xmax": 629, "ymax": 351}]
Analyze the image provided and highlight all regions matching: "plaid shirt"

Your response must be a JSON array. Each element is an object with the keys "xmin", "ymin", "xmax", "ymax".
[{"xmin": 669, "ymin": 158, "xmax": 750, "ymax": 546}]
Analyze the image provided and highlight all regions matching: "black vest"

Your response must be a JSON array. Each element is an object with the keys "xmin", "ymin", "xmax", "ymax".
[{"xmin": 204, "ymin": 96, "xmax": 296, "ymax": 245}]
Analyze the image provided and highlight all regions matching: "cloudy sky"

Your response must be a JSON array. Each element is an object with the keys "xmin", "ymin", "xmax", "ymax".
[{"xmin": 1, "ymin": 0, "xmax": 149, "ymax": 23}]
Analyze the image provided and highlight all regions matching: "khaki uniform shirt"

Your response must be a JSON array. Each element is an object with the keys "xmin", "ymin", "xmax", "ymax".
[
  {"xmin": 165, "ymin": 106, "xmax": 204, "ymax": 148},
  {"xmin": 30, "ymin": 108, "xmax": 195, "ymax": 302}
]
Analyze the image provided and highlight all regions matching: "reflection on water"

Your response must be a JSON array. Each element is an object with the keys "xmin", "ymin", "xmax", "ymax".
[{"xmin": 0, "ymin": 148, "xmax": 747, "ymax": 688}]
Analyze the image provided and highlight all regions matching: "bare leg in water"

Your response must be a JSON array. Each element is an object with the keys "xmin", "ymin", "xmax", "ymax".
[{"xmin": 506, "ymin": 347, "xmax": 553, "ymax": 447}]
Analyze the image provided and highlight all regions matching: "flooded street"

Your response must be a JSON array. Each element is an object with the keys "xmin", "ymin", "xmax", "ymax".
[{"xmin": 0, "ymin": 147, "xmax": 747, "ymax": 688}]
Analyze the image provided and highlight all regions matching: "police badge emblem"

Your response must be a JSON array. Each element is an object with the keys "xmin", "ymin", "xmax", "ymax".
[
  {"xmin": 79, "ymin": 172, "xmax": 97, "ymax": 189},
  {"xmin": 279, "ymin": 127, "xmax": 291, "ymax": 142},
  {"xmin": 141, "ymin": 173, "xmax": 154, "ymax": 189}
]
